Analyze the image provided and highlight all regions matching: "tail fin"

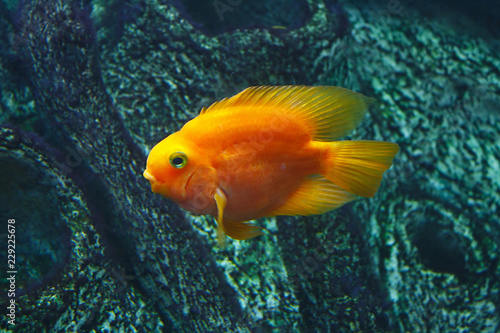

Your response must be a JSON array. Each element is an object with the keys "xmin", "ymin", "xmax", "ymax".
[{"xmin": 323, "ymin": 140, "xmax": 399, "ymax": 197}]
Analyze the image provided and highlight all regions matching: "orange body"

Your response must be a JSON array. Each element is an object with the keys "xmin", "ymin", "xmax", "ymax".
[
  {"xmin": 144, "ymin": 86, "xmax": 399, "ymax": 242},
  {"xmin": 176, "ymin": 108, "xmax": 327, "ymax": 220}
]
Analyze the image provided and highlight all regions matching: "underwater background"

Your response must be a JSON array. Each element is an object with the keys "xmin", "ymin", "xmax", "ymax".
[{"xmin": 0, "ymin": 0, "xmax": 499, "ymax": 332}]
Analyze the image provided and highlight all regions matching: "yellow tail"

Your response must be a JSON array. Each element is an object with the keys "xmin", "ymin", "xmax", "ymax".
[{"xmin": 323, "ymin": 140, "xmax": 399, "ymax": 197}]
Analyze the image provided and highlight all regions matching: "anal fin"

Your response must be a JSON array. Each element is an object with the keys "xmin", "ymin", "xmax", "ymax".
[{"xmin": 269, "ymin": 175, "xmax": 357, "ymax": 216}]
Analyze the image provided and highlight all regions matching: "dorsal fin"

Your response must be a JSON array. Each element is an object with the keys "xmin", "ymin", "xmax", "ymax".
[{"xmin": 199, "ymin": 85, "xmax": 374, "ymax": 141}]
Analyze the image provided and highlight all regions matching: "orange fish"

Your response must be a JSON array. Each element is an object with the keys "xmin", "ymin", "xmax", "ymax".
[{"xmin": 143, "ymin": 86, "xmax": 399, "ymax": 243}]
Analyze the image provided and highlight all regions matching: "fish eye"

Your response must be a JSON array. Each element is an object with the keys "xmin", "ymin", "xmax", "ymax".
[{"xmin": 169, "ymin": 152, "xmax": 188, "ymax": 168}]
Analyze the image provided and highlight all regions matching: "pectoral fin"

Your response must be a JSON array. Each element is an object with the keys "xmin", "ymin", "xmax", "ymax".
[
  {"xmin": 214, "ymin": 187, "xmax": 227, "ymax": 246},
  {"xmin": 214, "ymin": 187, "xmax": 264, "ymax": 243}
]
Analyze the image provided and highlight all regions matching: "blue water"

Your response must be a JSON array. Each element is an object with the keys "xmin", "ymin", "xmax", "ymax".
[{"xmin": 0, "ymin": 0, "xmax": 499, "ymax": 332}]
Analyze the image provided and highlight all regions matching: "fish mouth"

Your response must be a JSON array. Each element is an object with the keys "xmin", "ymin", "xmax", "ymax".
[
  {"xmin": 142, "ymin": 169, "xmax": 192, "ymax": 202},
  {"xmin": 143, "ymin": 169, "xmax": 156, "ymax": 182},
  {"xmin": 143, "ymin": 169, "xmax": 162, "ymax": 194}
]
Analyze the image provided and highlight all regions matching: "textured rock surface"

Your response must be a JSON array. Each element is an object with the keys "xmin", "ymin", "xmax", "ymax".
[
  {"xmin": 0, "ymin": 126, "xmax": 162, "ymax": 332},
  {"xmin": 5, "ymin": 0, "xmax": 260, "ymax": 331},
  {"xmin": 0, "ymin": 0, "xmax": 499, "ymax": 332},
  {"xmin": 340, "ymin": 1, "xmax": 500, "ymax": 331}
]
